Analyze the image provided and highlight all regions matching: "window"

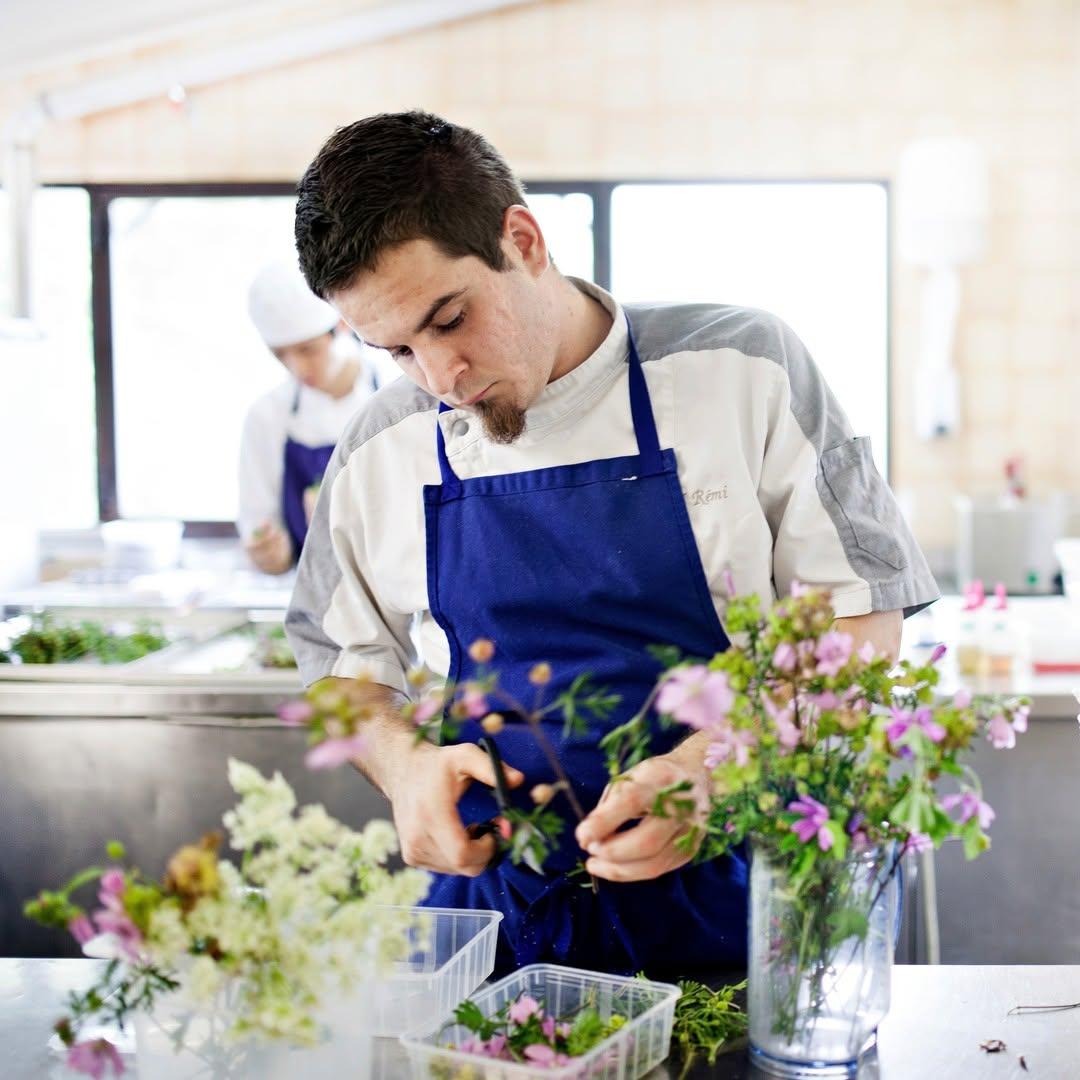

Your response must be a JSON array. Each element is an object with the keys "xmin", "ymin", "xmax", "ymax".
[
  {"xmin": 0, "ymin": 186, "xmax": 96, "ymax": 528},
  {"xmin": 108, "ymin": 193, "xmax": 297, "ymax": 522},
  {"xmin": 87, "ymin": 180, "xmax": 888, "ymax": 527},
  {"xmin": 610, "ymin": 182, "xmax": 890, "ymax": 474},
  {"xmin": 527, "ymin": 191, "xmax": 595, "ymax": 282}
]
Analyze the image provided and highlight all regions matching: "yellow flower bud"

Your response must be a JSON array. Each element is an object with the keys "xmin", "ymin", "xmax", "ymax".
[
  {"xmin": 164, "ymin": 833, "xmax": 221, "ymax": 902},
  {"xmin": 468, "ymin": 639, "xmax": 495, "ymax": 664},
  {"xmin": 530, "ymin": 783, "xmax": 555, "ymax": 805},
  {"xmin": 481, "ymin": 713, "xmax": 505, "ymax": 734},
  {"xmin": 528, "ymin": 662, "xmax": 552, "ymax": 686}
]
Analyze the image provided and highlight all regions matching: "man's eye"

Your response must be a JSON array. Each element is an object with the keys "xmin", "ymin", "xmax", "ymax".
[
  {"xmin": 434, "ymin": 312, "xmax": 465, "ymax": 334},
  {"xmin": 392, "ymin": 346, "xmax": 413, "ymax": 360}
]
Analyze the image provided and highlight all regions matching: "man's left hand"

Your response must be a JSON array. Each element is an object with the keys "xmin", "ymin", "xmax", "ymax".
[{"xmin": 574, "ymin": 740, "xmax": 711, "ymax": 882}]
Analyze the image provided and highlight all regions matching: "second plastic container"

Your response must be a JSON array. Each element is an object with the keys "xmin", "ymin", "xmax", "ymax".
[
  {"xmin": 400, "ymin": 963, "xmax": 681, "ymax": 1080},
  {"xmin": 371, "ymin": 906, "xmax": 503, "ymax": 1036}
]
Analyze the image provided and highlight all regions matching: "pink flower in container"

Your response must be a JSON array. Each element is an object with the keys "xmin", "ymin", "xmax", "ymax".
[
  {"xmin": 66, "ymin": 1038, "xmax": 124, "ymax": 1078},
  {"xmin": 942, "ymin": 791, "xmax": 995, "ymax": 830},
  {"xmin": 987, "ymin": 712, "xmax": 1023, "ymax": 750},
  {"xmin": 508, "ymin": 993, "xmax": 542, "ymax": 1025},
  {"xmin": 68, "ymin": 914, "xmax": 95, "ymax": 947},
  {"xmin": 902, "ymin": 831, "xmax": 934, "ymax": 856},
  {"xmin": 788, "ymin": 795, "xmax": 834, "ymax": 851},
  {"xmin": 814, "ymin": 631, "xmax": 854, "ymax": 677},
  {"xmin": 656, "ymin": 666, "xmax": 734, "ymax": 732},
  {"xmin": 705, "ymin": 726, "xmax": 758, "ymax": 768}
]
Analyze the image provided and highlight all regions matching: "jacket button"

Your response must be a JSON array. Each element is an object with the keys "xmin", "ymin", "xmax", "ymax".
[{"xmin": 451, "ymin": 419, "xmax": 470, "ymax": 437}]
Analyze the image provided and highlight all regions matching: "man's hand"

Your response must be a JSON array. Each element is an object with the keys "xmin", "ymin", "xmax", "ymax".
[
  {"xmin": 385, "ymin": 741, "xmax": 524, "ymax": 877},
  {"xmin": 574, "ymin": 737, "xmax": 711, "ymax": 883},
  {"xmin": 245, "ymin": 521, "xmax": 293, "ymax": 575}
]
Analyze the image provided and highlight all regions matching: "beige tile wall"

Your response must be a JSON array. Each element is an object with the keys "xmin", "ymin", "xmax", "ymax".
[{"xmin": 3, "ymin": 0, "xmax": 1079, "ymax": 549}]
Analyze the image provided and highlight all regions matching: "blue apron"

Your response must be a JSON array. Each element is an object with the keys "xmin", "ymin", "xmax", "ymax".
[
  {"xmin": 281, "ymin": 385, "xmax": 334, "ymax": 556},
  {"xmin": 421, "ymin": 318, "xmax": 748, "ymax": 978}
]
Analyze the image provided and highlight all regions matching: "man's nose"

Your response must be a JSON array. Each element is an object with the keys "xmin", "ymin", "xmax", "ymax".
[{"xmin": 418, "ymin": 348, "xmax": 468, "ymax": 399}]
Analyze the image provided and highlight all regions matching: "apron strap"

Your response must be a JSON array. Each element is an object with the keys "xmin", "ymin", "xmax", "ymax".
[
  {"xmin": 624, "ymin": 321, "xmax": 663, "ymax": 470},
  {"xmin": 435, "ymin": 402, "xmax": 462, "ymax": 495}
]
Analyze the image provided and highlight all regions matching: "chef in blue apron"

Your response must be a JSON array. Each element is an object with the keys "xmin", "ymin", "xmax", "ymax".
[
  {"xmin": 416, "ymin": 321, "xmax": 750, "ymax": 975},
  {"xmin": 285, "ymin": 112, "xmax": 934, "ymax": 979},
  {"xmin": 239, "ymin": 261, "xmax": 383, "ymax": 574}
]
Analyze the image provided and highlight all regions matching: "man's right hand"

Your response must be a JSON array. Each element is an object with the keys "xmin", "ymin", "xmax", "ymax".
[
  {"xmin": 383, "ymin": 740, "xmax": 524, "ymax": 877},
  {"xmin": 245, "ymin": 521, "xmax": 293, "ymax": 575}
]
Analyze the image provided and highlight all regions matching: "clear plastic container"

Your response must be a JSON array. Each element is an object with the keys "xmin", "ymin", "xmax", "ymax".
[
  {"xmin": 371, "ymin": 906, "xmax": 503, "ymax": 1036},
  {"xmin": 399, "ymin": 963, "xmax": 681, "ymax": 1080}
]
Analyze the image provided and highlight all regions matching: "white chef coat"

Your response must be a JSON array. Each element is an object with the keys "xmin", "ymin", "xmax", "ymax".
[
  {"xmin": 286, "ymin": 280, "xmax": 939, "ymax": 692},
  {"xmin": 237, "ymin": 365, "xmax": 379, "ymax": 542}
]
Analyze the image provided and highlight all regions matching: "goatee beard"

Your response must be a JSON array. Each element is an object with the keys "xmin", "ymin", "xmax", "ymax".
[{"xmin": 476, "ymin": 399, "xmax": 527, "ymax": 444}]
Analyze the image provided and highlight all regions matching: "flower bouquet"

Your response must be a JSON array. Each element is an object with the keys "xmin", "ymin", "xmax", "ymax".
[
  {"xmin": 621, "ymin": 584, "xmax": 1028, "ymax": 1075},
  {"xmin": 25, "ymin": 760, "xmax": 429, "ymax": 1078}
]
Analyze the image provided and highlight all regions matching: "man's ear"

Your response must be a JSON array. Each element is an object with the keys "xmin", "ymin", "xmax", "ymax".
[{"xmin": 501, "ymin": 205, "xmax": 550, "ymax": 277}]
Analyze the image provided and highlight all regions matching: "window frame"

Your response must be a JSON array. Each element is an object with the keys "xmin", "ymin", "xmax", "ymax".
[{"xmin": 79, "ymin": 178, "xmax": 891, "ymax": 534}]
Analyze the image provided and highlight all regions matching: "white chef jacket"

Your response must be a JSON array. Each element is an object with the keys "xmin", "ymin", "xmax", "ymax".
[
  {"xmin": 236, "ymin": 361, "xmax": 380, "ymax": 542},
  {"xmin": 286, "ymin": 280, "xmax": 939, "ymax": 692}
]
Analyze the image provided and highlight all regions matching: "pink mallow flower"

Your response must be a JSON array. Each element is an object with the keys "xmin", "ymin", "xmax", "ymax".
[
  {"xmin": 277, "ymin": 700, "xmax": 313, "ymax": 727},
  {"xmin": 952, "ymin": 688, "xmax": 972, "ymax": 710},
  {"xmin": 987, "ymin": 712, "xmax": 1022, "ymax": 750},
  {"xmin": 68, "ymin": 914, "xmax": 95, "ymax": 947},
  {"xmin": 89, "ymin": 869, "xmax": 143, "ymax": 961},
  {"xmin": 762, "ymin": 693, "xmax": 800, "ymax": 750},
  {"xmin": 656, "ymin": 666, "xmax": 734, "ymax": 732},
  {"xmin": 772, "ymin": 643, "xmax": 797, "ymax": 672},
  {"xmin": 886, "ymin": 706, "xmax": 945, "ymax": 753},
  {"xmin": 788, "ymin": 795, "xmax": 834, "ymax": 851},
  {"xmin": 705, "ymin": 726, "xmax": 758, "ymax": 768},
  {"xmin": 523, "ymin": 1044, "xmax": 570, "ymax": 1068},
  {"xmin": 815, "ymin": 631, "xmax": 854, "ymax": 677},
  {"xmin": 902, "ymin": 831, "xmax": 934, "ymax": 855},
  {"xmin": 411, "ymin": 695, "xmax": 442, "ymax": 726},
  {"xmin": 942, "ymin": 791, "xmax": 995, "ymax": 830},
  {"xmin": 66, "ymin": 1038, "xmax": 124, "ymax": 1078},
  {"xmin": 460, "ymin": 685, "xmax": 489, "ymax": 719},
  {"xmin": 304, "ymin": 733, "xmax": 367, "ymax": 770},
  {"xmin": 857, "ymin": 640, "xmax": 878, "ymax": 665},
  {"xmin": 508, "ymin": 994, "xmax": 542, "ymax": 1025}
]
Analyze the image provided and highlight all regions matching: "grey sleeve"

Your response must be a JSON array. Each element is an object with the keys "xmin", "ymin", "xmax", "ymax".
[{"xmin": 759, "ymin": 313, "xmax": 941, "ymax": 619}]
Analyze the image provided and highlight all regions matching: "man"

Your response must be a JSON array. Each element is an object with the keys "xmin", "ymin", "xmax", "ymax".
[
  {"xmin": 238, "ymin": 260, "xmax": 383, "ymax": 574},
  {"xmin": 286, "ymin": 111, "xmax": 939, "ymax": 976}
]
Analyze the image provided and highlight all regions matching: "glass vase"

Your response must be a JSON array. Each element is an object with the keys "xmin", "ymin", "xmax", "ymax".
[
  {"xmin": 748, "ymin": 841, "xmax": 898, "ymax": 1077},
  {"xmin": 134, "ymin": 977, "xmax": 373, "ymax": 1079}
]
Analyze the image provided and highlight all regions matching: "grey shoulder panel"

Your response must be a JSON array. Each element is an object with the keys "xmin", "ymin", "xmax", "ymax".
[
  {"xmin": 624, "ymin": 301, "xmax": 852, "ymax": 454},
  {"xmin": 625, "ymin": 300, "xmax": 939, "ymax": 618},
  {"xmin": 338, "ymin": 376, "xmax": 440, "ymax": 457}
]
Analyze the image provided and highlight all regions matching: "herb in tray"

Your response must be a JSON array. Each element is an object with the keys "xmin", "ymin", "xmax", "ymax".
[{"xmin": 438, "ymin": 990, "xmax": 628, "ymax": 1070}]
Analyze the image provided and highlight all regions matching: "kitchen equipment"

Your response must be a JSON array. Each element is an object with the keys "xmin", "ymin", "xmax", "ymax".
[{"xmin": 955, "ymin": 495, "xmax": 1066, "ymax": 595}]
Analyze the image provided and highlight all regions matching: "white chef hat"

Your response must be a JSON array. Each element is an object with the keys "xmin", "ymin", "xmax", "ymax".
[{"xmin": 247, "ymin": 261, "xmax": 339, "ymax": 348}]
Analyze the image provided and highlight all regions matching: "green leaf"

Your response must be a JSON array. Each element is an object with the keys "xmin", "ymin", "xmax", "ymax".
[
  {"xmin": 828, "ymin": 907, "xmax": 869, "ymax": 946},
  {"xmin": 451, "ymin": 999, "xmax": 500, "ymax": 1041}
]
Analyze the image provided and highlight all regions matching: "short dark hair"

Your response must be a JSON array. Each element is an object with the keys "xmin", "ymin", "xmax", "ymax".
[{"xmin": 295, "ymin": 111, "xmax": 527, "ymax": 298}]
